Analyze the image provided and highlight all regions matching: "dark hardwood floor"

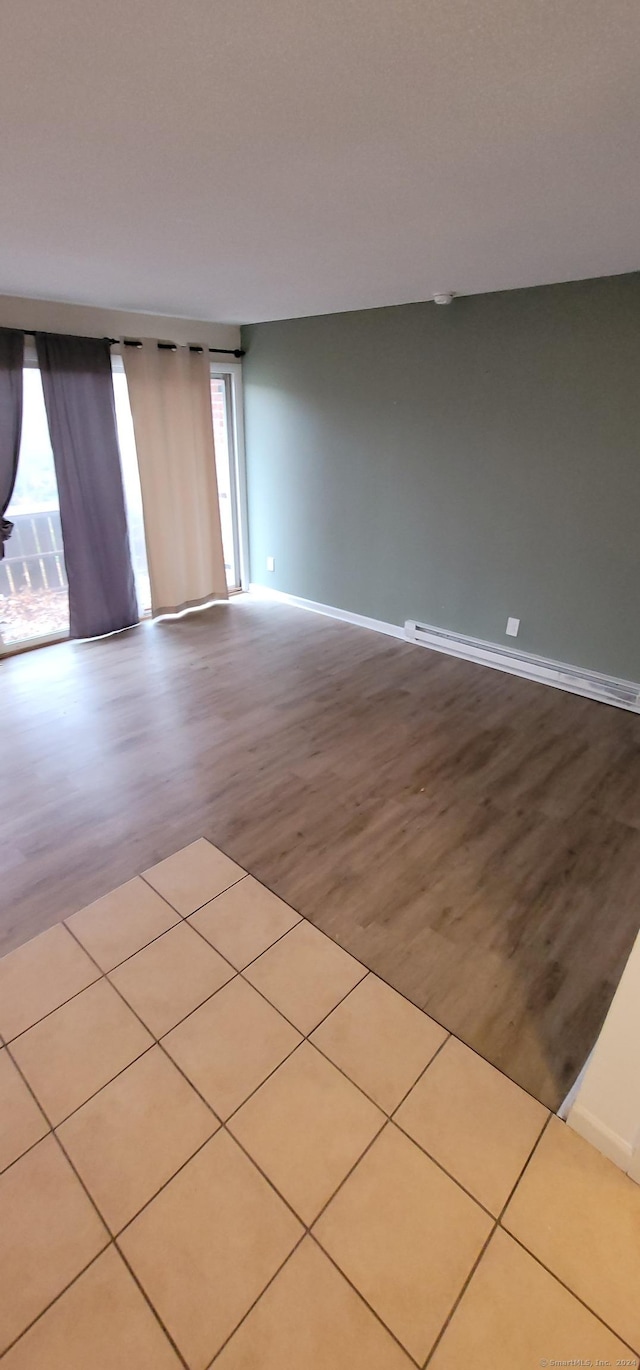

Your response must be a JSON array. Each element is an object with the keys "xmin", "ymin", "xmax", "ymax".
[{"xmin": 3, "ymin": 595, "xmax": 640, "ymax": 1109}]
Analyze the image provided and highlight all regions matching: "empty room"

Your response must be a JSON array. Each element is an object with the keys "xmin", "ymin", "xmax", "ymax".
[{"xmin": 1, "ymin": 1, "xmax": 640, "ymax": 1366}]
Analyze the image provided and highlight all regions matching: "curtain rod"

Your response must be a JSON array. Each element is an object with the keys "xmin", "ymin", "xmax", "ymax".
[
  {"xmin": 15, "ymin": 328, "xmax": 244, "ymax": 358},
  {"xmin": 117, "ymin": 340, "xmax": 245, "ymax": 357}
]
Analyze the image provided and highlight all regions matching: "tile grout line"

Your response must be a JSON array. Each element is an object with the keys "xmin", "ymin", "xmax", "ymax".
[
  {"xmin": 422, "ymin": 1111, "xmax": 640, "ymax": 1366},
  {"xmin": 421, "ymin": 1220, "xmax": 498, "ymax": 1369},
  {"xmin": 5, "ymin": 957, "xmax": 303, "ymax": 1318},
  {"xmin": 360, "ymin": 960, "xmax": 567, "ymax": 1113},
  {"xmin": 187, "ymin": 1034, "xmax": 303, "ymax": 1131},
  {"xmin": 495, "ymin": 1110, "xmax": 553, "ymax": 1223},
  {"xmin": 62, "ymin": 923, "xmax": 235, "ymax": 1109},
  {"xmin": 61, "ymin": 922, "xmax": 312, "ymax": 1239},
  {"xmin": 22, "ymin": 922, "xmax": 308, "ymax": 1363},
  {"xmin": 4, "ymin": 836, "xmax": 559, "ymax": 1113},
  {"xmin": 0, "ymin": 864, "xmax": 190, "ymax": 988},
  {"xmin": 61, "ymin": 958, "xmax": 455, "ymax": 1260},
  {"xmin": 227, "ymin": 1100, "xmax": 386, "ymax": 1242},
  {"xmin": 0, "ymin": 1046, "xmax": 191, "ymax": 1370},
  {"xmin": 297, "ymin": 1024, "xmax": 517, "ymax": 1224},
  {"xmin": 5, "ymin": 1033, "xmax": 156, "ymax": 1141},
  {"xmin": 497, "ymin": 1227, "xmax": 640, "ymax": 1358},
  {"xmin": 40, "ymin": 919, "xmax": 489, "ymax": 1365},
  {"xmin": 386, "ymin": 1030, "xmax": 451, "ymax": 1116},
  {"xmin": 105, "ymin": 961, "xmax": 238, "ymax": 1039},
  {"xmin": 2, "ymin": 916, "xmax": 550, "ymax": 1361},
  {"xmin": 101, "ymin": 1243, "xmax": 191, "ymax": 1370},
  {"xmin": 68, "ymin": 908, "xmax": 184, "ymax": 972},
  {"xmin": 306, "ymin": 1119, "xmax": 397, "ymax": 1234},
  {"xmin": 188, "ymin": 906, "xmax": 304, "ymax": 975},
  {"xmin": 205, "ymin": 849, "xmax": 573, "ymax": 1113},
  {"xmin": 234, "ymin": 959, "xmax": 368, "ymax": 1038},
  {"xmin": 68, "ymin": 928, "xmax": 380, "ymax": 1153},
  {"xmin": 12, "ymin": 991, "xmax": 634, "ymax": 1370},
  {"xmin": 65, "ymin": 880, "xmax": 365, "ymax": 1064},
  {"xmin": 1, "ymin": 963, "xmax": 104, "ymax": 1046},
  {"xmin": 388, "ymin": 1116, "xmax": 497, "ymax": 1223},
  {"xmin": 110, "ymin": 1127, "xmax": 220, "ymax": 1239},
  {"xmin": 4, "ymin": 846, "xmax": 636, "ymax": 1361},
  {"xmin": 214, "ymin": 1123, "xmax": 310, "ymax": 1233},
  {"xmin": 421, "ymin": 1113, "xmax": 562, "ymax": 1367},
  {"xmin": 0, "ymin": 1119, "xmax": 52, "ymax": 1182},
  {"xmin": 7, "ymin": 846, "xmax": 563, "ymax": 1115},
  {"xmin": 111, "ymin": 1065, "xmax": 300, "ymax": 1239},
  {"xmin": 138, "ymin": 865, "xmax": 247, "ymax": 919},
  {"xmin": 213, "ymin": 1114, "xmax": 425, "ymax": 1369},
  {"xmin": 0, "ymin": 1243, "xmax": 112, "ymax": 1362},
  {"xmin": 174, "ymin": 838, "xmax": 561, "ymax": 1114},
  {"xmin": 0, "ymin": 867, "xmax": 207, "ymax": 1043},
  {"xmin": 308, "ymin": 1230, "xmax": 425, "ymax": 1369},
  {"xmin": 203, "ymin": 1231, "xmax": 308, "ymax": 1370}
]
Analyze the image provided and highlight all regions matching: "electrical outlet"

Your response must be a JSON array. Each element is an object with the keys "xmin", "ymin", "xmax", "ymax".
[
  {"xmin": 506, "ymin": 617, "xmax": 520, "ymax": 637},
  {"xmin": 266, "ymin": 556, "xmax": 275, "ymax": 572}
]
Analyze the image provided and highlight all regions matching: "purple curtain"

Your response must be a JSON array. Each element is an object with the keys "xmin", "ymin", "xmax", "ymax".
[
  {"xmin": 0, "ymin": 328, "xmax": 24, "ymax": 561},
  {"xmin": 36, "ymin": 333, "xmax": 138, "ymax": 639}
]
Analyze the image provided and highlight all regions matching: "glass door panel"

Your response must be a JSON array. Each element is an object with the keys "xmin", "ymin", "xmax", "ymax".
[
  {"xmin": 0, "ymin": 368, "xmax": 69, "ymax": 651},
  {"xmin": 211, "ymin": 374, "xmax": 240, "ymax": 590}
]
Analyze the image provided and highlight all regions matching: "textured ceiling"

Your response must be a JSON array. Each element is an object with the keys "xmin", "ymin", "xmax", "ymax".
[{"xmin": 1, "ymin": 0, "xmax": 638, "ymax": 322}]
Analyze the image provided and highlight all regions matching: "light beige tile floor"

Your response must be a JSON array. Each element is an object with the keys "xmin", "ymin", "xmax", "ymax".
[
  {"xmin": 108, "ymin": 920, "xmax": 235, "ymax": 1036},
  {"xmin": 66, "ymin": 876, "xmax": 180, "ymax": 972},
  {"xmin": 0, "ymin": 1046, "xmax": 48, "ymax": 1170},
  {"xmin": 394, "ymin": 1035, "xmax": 549, "ymax": 1214},
  {"xmin": 189, "ymin": 875, "xmax": 301, "ymax": 969},
  {"xmin": 1, "ymin": 836, "xmax": 639, "ymax": 1369}
]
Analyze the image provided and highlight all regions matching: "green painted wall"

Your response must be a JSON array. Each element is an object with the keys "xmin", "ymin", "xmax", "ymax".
[{"xmin": 242, "ymin": 273, "xmax": 640, "ymax": 680}]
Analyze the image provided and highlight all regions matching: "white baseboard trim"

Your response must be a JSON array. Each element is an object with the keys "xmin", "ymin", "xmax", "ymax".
[
  {"xmin": 248, "ymin": 584, "xmax": 640, "ymax": 713},
  {"xmin": 247, "ymin": 584, "xmax": 405, "ymax": 641},
  {"xmin": 566, "ymin": 1102, "xmax": 637, "ymax": 1175},
  {"xmin": 406, "ymin": 620, "xmax": 640, "ymax": 712}
]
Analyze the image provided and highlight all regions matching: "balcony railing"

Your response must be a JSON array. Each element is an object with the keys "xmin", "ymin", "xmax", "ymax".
[
  {"xmin": 1, "ymin": 509, "xmax": 67, "ymax": 595},
  {"xmin": 0, "ymin": 510, "xmax": 69, "ymax": 648}
]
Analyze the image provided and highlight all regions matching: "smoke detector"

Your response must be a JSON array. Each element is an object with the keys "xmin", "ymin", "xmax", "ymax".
[{"xmin": 433, "ymin": 292, "xmax": 455, "ymax": 305}]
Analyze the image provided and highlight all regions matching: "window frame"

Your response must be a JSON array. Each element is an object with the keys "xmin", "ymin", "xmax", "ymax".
[
  {"xmin": 0, "ymin": 342, "xmax": 70, "ymax": 656},
  {"xmin": 210, "ymin": 359, "xmax": 248, "ymax": 593}
]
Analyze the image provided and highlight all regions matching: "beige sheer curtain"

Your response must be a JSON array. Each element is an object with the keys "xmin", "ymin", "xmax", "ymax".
[{"xmin": 123, "ymin": 342, "xmax": 227, "ymax": 617}]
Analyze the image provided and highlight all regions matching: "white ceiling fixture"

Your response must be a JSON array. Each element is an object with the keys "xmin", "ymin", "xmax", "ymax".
[{"xmin": 0, "ymin": 0, "xmax": 638, "ymax": 324}]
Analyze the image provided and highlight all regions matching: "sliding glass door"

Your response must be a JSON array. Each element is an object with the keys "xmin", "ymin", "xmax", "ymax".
[
  {"xmin": 0, "ymin": 366, "xmax": 69, "ymax": 652},
  {"xmin": 0, "ymin": 351, "xmax": 246, "ymax": 654},
  {"xmin": 211, "ymin": 371, "xmax": 244, "ymax": 592},
  {"xmin": 111, "ymin": 357, "xmax": 151, "ymax": 617}
]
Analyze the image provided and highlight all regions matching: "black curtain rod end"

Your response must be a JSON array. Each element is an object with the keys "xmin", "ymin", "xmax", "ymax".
[{"xmin": 103, "ymin": 337, "xmax": 245, "ymax": 357}]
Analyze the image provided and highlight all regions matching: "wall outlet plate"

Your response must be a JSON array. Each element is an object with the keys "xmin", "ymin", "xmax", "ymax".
[
  {"xmin": 506, "ymin": 616, "xmax": 520, "ymax": 637},
  {"xmin": 266, "ymin": 556, "xmax": 276, "ymax": 572}
]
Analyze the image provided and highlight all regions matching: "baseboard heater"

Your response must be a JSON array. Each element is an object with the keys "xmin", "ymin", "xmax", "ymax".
[{"xmin": 405, "ymin": 620, "xmax": 640, "ymax": 713}]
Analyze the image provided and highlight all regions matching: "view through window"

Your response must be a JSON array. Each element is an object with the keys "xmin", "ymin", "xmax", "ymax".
[
  {"xmin": 111, "ymin": 360, "xmax": 151, "ymax": 617},
  {"xmin": 0, "ymin": 356, "xmax": 241, "ymax": 652},
  {"xmin": 211, "ymin": 374, "xmax": 240, "ymax": 590},
  {"xmin": 0, "ymin": 368, "xmax": 69, "ymax": 648},
  {"xmin": 0, "ymin": 362, "xmax": 151, "ymax": 651}
]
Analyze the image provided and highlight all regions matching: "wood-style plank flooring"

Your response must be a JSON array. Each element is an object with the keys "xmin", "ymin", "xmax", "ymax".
[{"xmin": 3, "ymin": 595, "xmax": 640, "ymax": 1108}]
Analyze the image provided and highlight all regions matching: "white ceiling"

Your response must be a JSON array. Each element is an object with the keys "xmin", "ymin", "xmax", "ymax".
[{"xmin": 1, "ymin": 0, "xmax": 639, "ymax": 324}]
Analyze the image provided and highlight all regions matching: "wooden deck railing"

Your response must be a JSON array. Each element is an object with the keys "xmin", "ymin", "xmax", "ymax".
[{"xmin": 0, "ymin": 510, "xmax": 67, "ymax": 596}]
